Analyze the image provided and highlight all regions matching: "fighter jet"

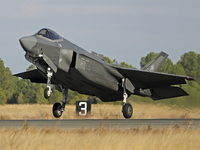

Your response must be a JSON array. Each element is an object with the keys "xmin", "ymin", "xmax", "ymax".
[{"xmin": 14, "ymin": 28, "xmax": 194, "ymax": 119}]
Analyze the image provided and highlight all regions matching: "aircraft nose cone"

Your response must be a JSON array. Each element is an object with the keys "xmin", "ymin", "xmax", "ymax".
[{"xmin": 19, "ymin": 36, "xmax": 37, "ymax": 52}]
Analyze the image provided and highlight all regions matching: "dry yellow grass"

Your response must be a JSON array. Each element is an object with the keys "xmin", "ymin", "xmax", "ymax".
[
  {"xmin": 0, "ymin": 103, "xmax": 199, "ymax": 120},
  {"xmin": 0, "ymin": 126, "xmax": 200, "ymax": 150},
  {"xmin": 0, "ymin": 104, "xmax": 200, "ymax": 150}
]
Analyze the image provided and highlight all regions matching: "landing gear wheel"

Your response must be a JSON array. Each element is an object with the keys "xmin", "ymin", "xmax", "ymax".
[
  {"xmin": 53, "ymin": 103, "xmax": 62, "ymax": 118},
  {"xmin": 122, "ymin": 103, "xmax": 133, "ymax": 119},
  {"xmin": 44, "ymin": 87, "xmax": 51, "ymax": 99}
]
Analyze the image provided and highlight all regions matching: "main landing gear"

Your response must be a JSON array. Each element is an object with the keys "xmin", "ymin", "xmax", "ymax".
[
  {"xmin": 44, "ymin": 68, "xmax": 133, "ymax": 118},
  {"xmin": 52, "ymin": 86, "xmax": 68, "ymax": 118},
  {"xmin": 122, "ymin": 79, "xmax": 133, "ymax": 119}
]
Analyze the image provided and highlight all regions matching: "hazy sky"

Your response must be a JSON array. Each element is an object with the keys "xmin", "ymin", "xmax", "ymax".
[{"xmin": 0, "ymin": 0, "xmax": 200, "ymax": 74}]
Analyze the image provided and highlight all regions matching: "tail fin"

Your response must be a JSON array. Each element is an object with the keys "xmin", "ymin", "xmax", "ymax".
[{"xmin": 141, "ymin": 51, "xmax": 168, "ymax": 72}]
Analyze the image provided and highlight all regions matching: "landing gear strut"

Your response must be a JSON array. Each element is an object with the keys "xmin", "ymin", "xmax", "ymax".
[
  {"xmin": 44, "ymin": 68, "xmax": 53, "ymax": 99},
  {"xmin": 122, "ymin": 78, "xmax": 133, "ymax": 119},
  {"xmin": 52, "ymin": 85, "xmax": 68, "ymax": 118}
]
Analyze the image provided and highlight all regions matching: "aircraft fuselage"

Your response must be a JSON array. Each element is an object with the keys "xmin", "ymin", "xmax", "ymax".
[{"xmin": 20, "ymin": 29, "xmax": 124, "ymax": 102}]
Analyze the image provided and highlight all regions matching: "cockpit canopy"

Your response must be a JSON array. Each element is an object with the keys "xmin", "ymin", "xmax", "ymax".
[{"xmin": 35, "ymin": 28, "xmax": 62, "ymax": 40}]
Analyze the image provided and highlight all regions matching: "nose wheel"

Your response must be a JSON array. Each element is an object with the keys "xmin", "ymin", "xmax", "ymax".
[
  {"xmin": 44, "ymin": 87, "xmax": 51, "ymax": 99},
  {"xmin": 122, "ymin": 103, "xmax": 133, "ymax": 118}
]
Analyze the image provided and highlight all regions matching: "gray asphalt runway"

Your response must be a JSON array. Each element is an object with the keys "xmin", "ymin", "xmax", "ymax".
[{"xmin": 0, "ymin": 119, "xmax": 199, "ymax": 129}]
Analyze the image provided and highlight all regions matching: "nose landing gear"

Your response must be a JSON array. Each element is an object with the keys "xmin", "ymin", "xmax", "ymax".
[
  {"xmin": 52, "ymin": 85, "xmax": 68, "ymax": 118},
  {"xmin": 43, "ymin": 67, "xmax": 68, "ymax": 118},
  {"xmin": 44, "ymin": 68, "xmax": 53, "ymax": 99},
  {"xmin": 121, "ymin": 78, "xmax": 133, "ymax": 119}
]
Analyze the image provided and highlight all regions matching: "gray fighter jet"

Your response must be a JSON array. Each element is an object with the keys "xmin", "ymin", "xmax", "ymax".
[{"xmin": 14, "ymin": 28, "xmax": 194, "ymax": 119}]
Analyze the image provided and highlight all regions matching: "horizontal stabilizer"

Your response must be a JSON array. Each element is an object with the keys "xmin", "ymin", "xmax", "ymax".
[
  {"xmin": 151, "ymin": 86, "xmax": 189, "ymax": 100},
  {"xmin": 13, "ymin": 69, "xmax": 47, "ymax": 84},
  {"xmin": 141, "ymin": 51, "xmax": 168, "ymax": 72}
]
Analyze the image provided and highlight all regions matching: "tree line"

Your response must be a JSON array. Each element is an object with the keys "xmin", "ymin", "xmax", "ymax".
[{"xmin": 0, "ymin": 51, "xmax": 199, "ymax": 107}]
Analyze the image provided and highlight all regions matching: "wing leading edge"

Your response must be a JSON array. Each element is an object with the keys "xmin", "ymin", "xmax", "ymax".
[{"xmin": 13, "ymin": 69, "xmax": 47, "ymax": 84}]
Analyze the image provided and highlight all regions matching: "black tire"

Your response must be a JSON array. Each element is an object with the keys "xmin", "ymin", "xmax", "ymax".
[
  {"xmin": 53, "ymin": 103, "xmax": 62, "ymax": 118},
  {"xmin": 122, "ymin": 103, "xmax": 133, "ymax": 119},
  {"xmin": 44, "ymin": 87, "xmax": 51, "ymax": 99}
]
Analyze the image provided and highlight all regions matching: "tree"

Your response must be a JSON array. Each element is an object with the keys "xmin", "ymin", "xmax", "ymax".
[
  {"xmin": 120, "ymin": 62, "xmax": 134, "ymax": 68},
  {"xmin": 17, "ymin": 92, "xmax": 24, "ymax": 104},
  {"xmin": 26, "ymin": 64, "xmax": 36, "ymax": 71},
  {"xmin": 48, "ymin": 87, "xmax": 62, "ymax": 104},
  {"xmin": 171, "ymin": 62, "xmax": 186, "ymax": 76},
  {"xmin": 0, "ymin": 59, "xmax": 15, "ymax": 104},
  {"xmin": 0, "ymin": 88, "xmax": 7, "ymax": 104},
  {"xmin": 179, "ymin": 51, "xmax": 200, "ymax": 83},
  {"xmin": 103, "ymin": 57, "xmax": 112, "ymax": 64},
  {"xmin": 140, "ymin": 52, "xmax": 156, "ymax": 69},
  {"xmin": 158, "ymin": 58, "xmax": 174, "ymax": 74},
  {"xmin": 104, "ymin": 56, "xmax": 135, "ymax": 68},
  {"xmin": 36, "ymin": 87, "xmax": 49, "ymax": 104}
]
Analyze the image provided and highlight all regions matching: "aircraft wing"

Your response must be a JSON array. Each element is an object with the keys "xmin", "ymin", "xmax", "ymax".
[
  {"xmin": 115, "ymin": 67, "xmax": 194, "ymax": 88},
  {"xmin": 13, "ymin": 69, "xmax": 47, "ymax": 84},
  {"xmin": 115, "ymin": 67, "xmax": 194, "ymax": 100}
]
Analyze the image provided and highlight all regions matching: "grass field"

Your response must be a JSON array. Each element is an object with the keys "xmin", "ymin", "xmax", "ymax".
[
  {"xmin": 0, "ymin": 103, "xmax": 200, "ymax": 150},
  {"xmin": 0, "ymin": 103, "xmax": 199, "ymax": 120},
  {"xmin": 0, "ymin": 126, "xmax": 200, "ymax": 150}
]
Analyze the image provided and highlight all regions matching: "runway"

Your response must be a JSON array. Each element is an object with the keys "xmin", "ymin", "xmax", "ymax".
[{"xmin": 0, "ymin": 119, "xmax": 200, "ymax": 129}]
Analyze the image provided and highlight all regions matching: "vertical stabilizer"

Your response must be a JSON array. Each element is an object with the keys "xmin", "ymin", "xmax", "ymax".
[{"xmin": 141, "ymin": 51, "xmax": 168, "ymax": 72}]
